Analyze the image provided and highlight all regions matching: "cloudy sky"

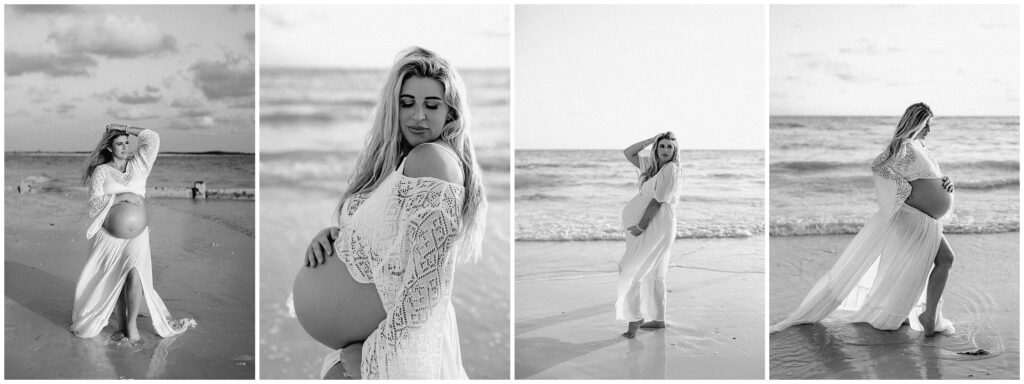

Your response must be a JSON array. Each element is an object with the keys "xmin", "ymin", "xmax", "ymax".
[
  {"xmin": 515, "ymin": 5, "xmax": 765, "ymax": 150},
  {"xmin": 5, "ymin": 5, "xmax": 255, "ymax": 152},
  {"xmin": 771, "ymin": 5, "xmax": 1019, "ymax": 116},
  {"xmin": 260, "ymin": 5, "xmax": 509, "ymax": 69}
]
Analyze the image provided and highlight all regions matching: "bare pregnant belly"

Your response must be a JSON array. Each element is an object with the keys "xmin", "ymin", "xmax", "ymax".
[
  {"xmin": 103, "ymin": 193, "xmax": 147, "ymax": 239},
  {"xmin": 293, "ymin": 256, "xmax": 386, "ymax": 350},
  {"xmin": 905, "ymin": 179, "xmax": 953, "ymax": 219}
]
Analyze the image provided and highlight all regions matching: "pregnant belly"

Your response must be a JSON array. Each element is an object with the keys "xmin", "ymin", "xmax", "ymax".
[
  {"xmin": 905, "ymin": 179, "xmax": 953, "ymax": 219},
  {"xmin": 103, "ymin": 193, "xmax": 147, "ymax": 239},
  {"xmin": 293, "ymin": 256, "xmax": 386, "ymax": 350}
]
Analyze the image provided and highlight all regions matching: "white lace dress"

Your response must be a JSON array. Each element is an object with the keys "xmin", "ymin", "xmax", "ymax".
[
  {"xmin": 71, "ymin": 130, "xmax": 193, "ymax": 338},
  {"xmin": 616, "ymin": 155, "xmax": 680, "ymax": 322},
  {"xmin": 770, "ymin": 140, "xmax": 954, "ymax": 334},
  {"xmin": 332, "ymin": 152, "xmax": 469, "ymax": 379}
]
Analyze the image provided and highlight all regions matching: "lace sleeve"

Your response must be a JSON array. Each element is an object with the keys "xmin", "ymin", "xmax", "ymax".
[
  {"xmin": 870, "ymin": 147, "xmax": 912, "ymax": 216},
  {"xmin": 362, "ymin": 181, "xmax": 462, "ymax": 379},
  {"xmin": 88, "ymin": 167, "xmax": 111, "ymax": 219},
  {"xmin": 334, "ymin": 194, "xmax": 373, "ymax": 283},
  {"xmin": 133, "ymin": 129, "xmax": 160, "ymax": 174},
  {"xmin": 653, "ymin": 162, "xmax": 679, "ymax": 203}
]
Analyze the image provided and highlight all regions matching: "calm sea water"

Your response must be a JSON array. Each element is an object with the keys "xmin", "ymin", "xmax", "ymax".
[
  {"xmin": 770, "ymin": 116, "xmax": 1019, "ymax": 236},
  {"xmin": 516, "ymin": 149, "xmax": 765, "ymax": 241},
  {"xmin": 260, "ymin": 68, "xmax": 510, "ymax": 195},
  {"xmin": 4, "ymin": 153, "xmax": 254, "ymax": 191}
]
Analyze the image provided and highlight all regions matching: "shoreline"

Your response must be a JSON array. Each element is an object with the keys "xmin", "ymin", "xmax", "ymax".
[
  {"xmin": 769, "ymin": 232, "xmax": 1019, "ymax": 379},
  {"xmin": 4, "ymin": 191, "xmax": 255, "ymax": 379},
  {"xmin": 515, "ymin": 237, "xmax": 764, "ymax": 379}
]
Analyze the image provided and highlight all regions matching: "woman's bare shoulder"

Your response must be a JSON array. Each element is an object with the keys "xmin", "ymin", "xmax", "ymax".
[{"xmin": 404, "ymin": 142, "xmax": 464, "ymax": 185}]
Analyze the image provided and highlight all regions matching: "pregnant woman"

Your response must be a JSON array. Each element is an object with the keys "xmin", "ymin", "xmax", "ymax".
[
  {"xmin": 771, "ymin": 102, "xmax": 956, "ymax": 336},
  {"xmin": 617, "ymin": 131, "xmax": 681, "ymax": 338},
  {"xmin": 72, "ymin": 124, "xmax": 194, "ymax": 341},
  {"xmin": 295, "ymin": 47, "xmax": 488, "ymax": 379}
]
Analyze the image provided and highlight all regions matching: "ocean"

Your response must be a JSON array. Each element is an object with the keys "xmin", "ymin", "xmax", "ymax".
[
  {"xmin": 515, "ymin": 149, "xmax": 765, "ymax": 241},
  {"xmin": 770, "ymin": 116, "xmax": 1019, "ymax": 236},
  {"xmin": 4, "ymin": 153, "xmax": 254, "ymax": 191},
  {"xmin": 260, "ymin": 67, "xmax": 510, "ymax": 195}
]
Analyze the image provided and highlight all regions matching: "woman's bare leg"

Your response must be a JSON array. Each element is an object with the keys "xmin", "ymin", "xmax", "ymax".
[
  {"xmin": 115, "ymin": 287, "xmax": 128, "ymax": 336},
  {"xmin": 919, "ymin": 237, "xmax": 954, "ymax": 336},
  {"xmin": 125, "ymin": 268, "xmax": 143, "ymax": 340}
]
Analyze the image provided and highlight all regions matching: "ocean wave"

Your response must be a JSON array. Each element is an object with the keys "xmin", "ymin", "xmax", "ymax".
[
  {"xmin": 956, "ymin": 178, "xmax": 1019, "ymax": 190},
  {"xmin": 771, "ymin": 219, "xmax": 1019, "ymax": 236},
  {"xmin": 772, "ymin": 160, "xmax": 858, "ymax": 172},
  {"xmin": 518, "ymin": 193, "xmax": 572, "ymax": 201},
  {"xmin": 517, "ymin": 225, "xmax": 764, "ymax": 241}
]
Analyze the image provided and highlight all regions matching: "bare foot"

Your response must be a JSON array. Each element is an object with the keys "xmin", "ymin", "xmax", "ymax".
[
  {"xmin": 622, "ymin": 320, "xmax": 643, "ymax": 338},
  {"xmin": 640, "ymin": 320, "xmax": 666, "ymax": 329},
  {"xmin": 918, "ymin": 312, "xmax": 936, "ymax": 337},
  {"xmin": 125, "ymin": 321, "xmax": 141, "ymax": 341},
  {"xmin": 110, "ymin": 329, "xmax": 128, "ymax": 342}
]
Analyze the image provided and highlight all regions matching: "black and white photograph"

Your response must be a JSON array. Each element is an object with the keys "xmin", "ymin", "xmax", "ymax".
[
  {"xmin": 4, "ymin": 4, "xmax": 255, "ymax": 380},
  {"xmin": 768, "ymin": 5, "xmax": 1019, "ymax": 379},
  {"xmin": 514, "ymin": 5, "xmax": 765, "ymax": 379},
  {"xmin": 257, "ymin": 4, "xmax": 510, "ymax": 380}
]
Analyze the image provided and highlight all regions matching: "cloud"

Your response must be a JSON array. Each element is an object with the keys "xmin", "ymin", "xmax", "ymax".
[
  {"xmin": 96, "ymin": 87, "xmax": 163, "ymax": 104},
  {"xmin": 56, "ymin": 103, "xmax": 76, "ymax": 116},
  {"xmin": 189, "ymin": 53, "xmax": 254, "ymax": 101},
  {"xmin": 243, "ymin": 31, "xmax": 255, "ymax": 49},
  {"xmin": 107, "ymin": 106, "xmax": 158, "ymax": 121},
  {"xmin": 26, "ymin": 85, "xmax": 61, "ymax": 103},
  {"xmin": 228, "ymin": 5, "xmax": 255, "ymax": 13},
  {"xmin": 171, "ymin": 97, "xmax": 214, "ymax": 117},
  {"xmin": 48, "ymin": 14, "xmax": 177, "ymax": 58},
  {"xmin": 5, "ymin": 51, "xmax": 97, "ymax": 77},
  {"xmin": 10, "ymin": 5, "xmax": 89, "ymax": 15}
]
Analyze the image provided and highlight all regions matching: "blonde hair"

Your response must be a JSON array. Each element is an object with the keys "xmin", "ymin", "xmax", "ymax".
[
  {"xmin": 337, "ymin": 46, "xmax": 487, "ymax": 263},
  {"xmin": 82, "ymin": 130, "xmax": 128, "ymax": 186},
  {"xmin": 881, "ymin": 102, "xmax": 932, "ymax": 162},
  {"xmin": 640, "ymin": 131, "xmax": 680, "ymax": 183}
]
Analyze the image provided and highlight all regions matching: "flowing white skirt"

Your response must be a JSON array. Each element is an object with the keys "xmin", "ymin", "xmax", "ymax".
[
  {"xmin": 71, "ymin": 227, "xmax": 192, "ymax": 338},
  {"xmin": 616, "ymin": 193, "xmax": 676, "ymax": 322},
  {"xmin": 771, "ymin": 204, "xmax": 954, "ymax": 334}
]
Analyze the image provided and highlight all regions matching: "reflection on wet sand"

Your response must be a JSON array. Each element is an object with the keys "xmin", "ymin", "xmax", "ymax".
[
  {"xmin": 627, "ymin": 331, "xmax": 667, "ymax": 379},
  {"xmin": 771, "ymin": 321, "xmax": 1001, "ymax": 379}
]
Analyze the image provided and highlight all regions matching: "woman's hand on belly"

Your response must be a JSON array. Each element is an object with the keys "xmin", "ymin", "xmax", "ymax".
[
  {"xmin": 306, "ymin": 226, "xmax": 340, "ymax": 267},
  {"xmin": 906, "ymin": 179, "xmax": 953, "ymax": 219}
]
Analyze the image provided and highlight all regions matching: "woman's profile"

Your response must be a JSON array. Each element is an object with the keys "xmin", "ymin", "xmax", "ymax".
[
  {"xmin": 72, "ymin": 124, "xmax": 195, "ymax": 341},
  {"xmin": 771, "ymin": 102, "xmax": 956, "ymax": 336},
  {"xmin": 294, "ymin": 46, "xmax": 487, "ymax": 379},
  {"xmin": 617, "ymin": 131, "xmax": 681, "ymax": 338}
]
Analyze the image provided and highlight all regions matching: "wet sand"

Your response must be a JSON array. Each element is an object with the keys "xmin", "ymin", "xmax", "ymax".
[
  {"xmin": 4, "ymin": 191, "xmax": 255, "ymax": 379},
  {"xmin": 259, "ymin": 187, "xmax": 510, "ymax": 379},
  {"xmin": 770, "ymin": 233, "xmax": 1019, "ymax": 379},
  {"xmin": 515, "ymin": 237, "xmax": 765, "ymax": 379}
]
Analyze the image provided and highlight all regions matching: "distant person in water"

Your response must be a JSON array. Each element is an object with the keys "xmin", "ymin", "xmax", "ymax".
[
  {"xmin": 771, "ymin": 102, "xmax": 956, "ymax": 336},
  {"xmin": 616, "ymin": 131, "xmax": 681, "ymax": 338},
  {"xmin": 71, "ymin": 123, "xmax": 194, "ymax": 341},
  {"xmin": 297, "ymin": 46, "xmax": 488, "ymax": 379}
]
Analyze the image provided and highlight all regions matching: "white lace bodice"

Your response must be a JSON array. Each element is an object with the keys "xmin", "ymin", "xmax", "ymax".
[
  {"xmin": 86, "ymin": 129, "xmax": 159, "ymax": 239},
  {"xmin": 870, "ymin": 140, "xmax": 944, "ymax": 217},
  {"xmin": 334, "ymin": 157, "xmax": 467, "ymax": 379}
]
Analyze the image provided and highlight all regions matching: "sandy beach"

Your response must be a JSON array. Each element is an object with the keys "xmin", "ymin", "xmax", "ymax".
[
  {"xmin": 769, "ymin": 233, "xmax": 1019, "ymax": 379},
  {"xmin": 515, "ymin": 237, "xmax": 764, "ymax": 379},
  {"xmin": 4, "ymin": 190, "xmax": 255, "ymax": 379},
  {"xmin": 259, "ymin": 187, "xmax": 510, "ymax": 379}
]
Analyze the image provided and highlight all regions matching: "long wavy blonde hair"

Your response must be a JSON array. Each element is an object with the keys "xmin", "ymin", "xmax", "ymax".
[
  {"xmin": 81, "ymin": 130, "xmax": 128, "ymax": 186},
  {"xmin": 337, "ymin": 46, "xmax": 487, "ymax": 263},
  {"xmin": 880, "ymin": 102, "xmax": 932, "ymax": 163},
  {"xmin": 640, "ymin": 131, "xmax": 680, "ymax": 183}
]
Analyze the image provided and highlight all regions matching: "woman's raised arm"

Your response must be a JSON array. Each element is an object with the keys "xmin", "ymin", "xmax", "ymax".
[{"xmin": 623, "ymin": 134, "xmax": 661, "ymax": 168}]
